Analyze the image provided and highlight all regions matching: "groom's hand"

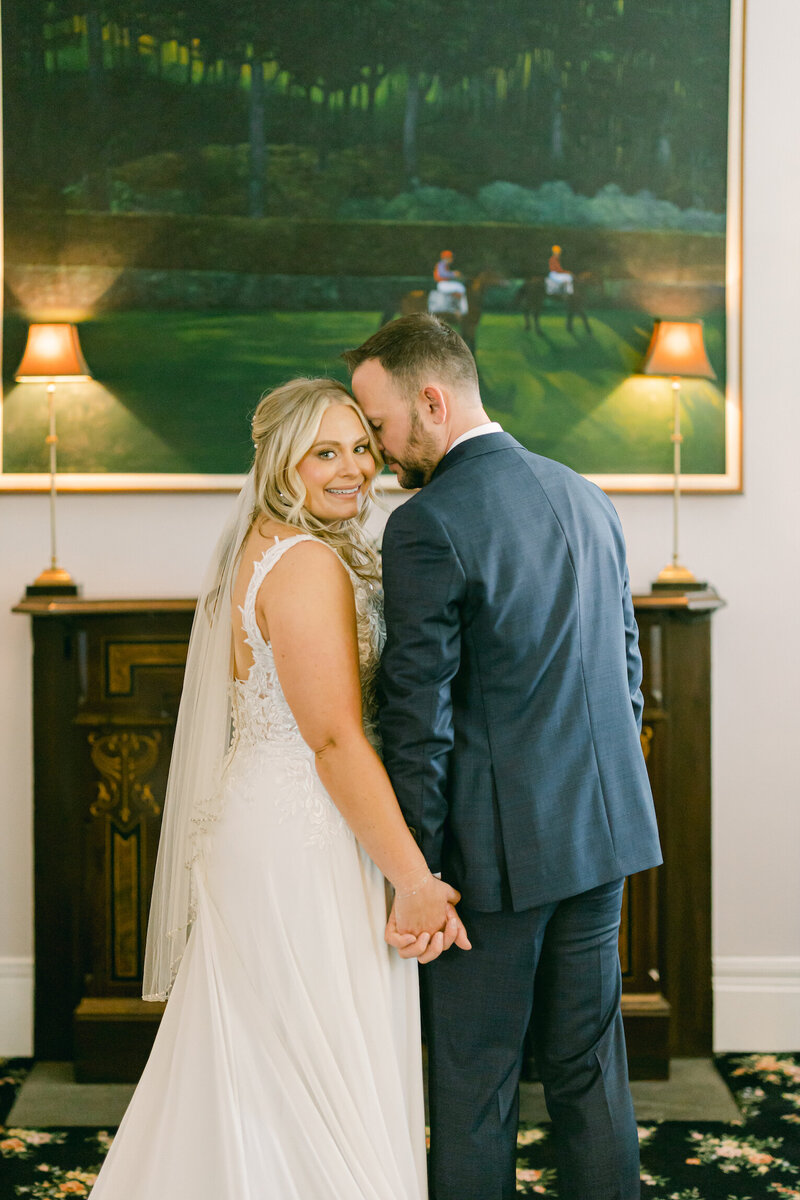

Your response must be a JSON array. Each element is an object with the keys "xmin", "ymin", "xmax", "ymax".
[
  {"xmin": 443, "ymin": 902, "xmax": 472, "ymax": 952},
  {"xmin": 415, "ymin": 902, "xmax": 471, "ymax": 964}
]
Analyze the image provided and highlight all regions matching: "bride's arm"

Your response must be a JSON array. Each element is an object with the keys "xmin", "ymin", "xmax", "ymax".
[{"xmin": 258, "ymin": 539, "xmax": 465, "ymax": 948}]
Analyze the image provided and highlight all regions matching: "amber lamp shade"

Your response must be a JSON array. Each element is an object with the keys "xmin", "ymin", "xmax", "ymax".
[
  {"xmin": 641, "ymin": 319, "xmax": 716, "ymax": 381},
  {"xmin": 14, "ymin": 323, "xmax": 92, "ymax": 382}
]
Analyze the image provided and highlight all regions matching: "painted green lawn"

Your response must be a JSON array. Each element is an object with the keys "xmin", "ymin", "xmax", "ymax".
[
  {"xmin": 2, "ymin": 309, "xmax": 726, "ymax": 476},
  {"xmin": 478, "ymin": 310, "xmax": 726, "ymax": 475}
]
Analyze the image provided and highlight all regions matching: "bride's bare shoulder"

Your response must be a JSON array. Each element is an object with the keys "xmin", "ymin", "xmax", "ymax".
[
  {"xmin": 237, "ymin": 522, "xmax": 346, "ymax": 589},
  {"xmin": 242, "ymin": 517, "xmax": 298, "ymax": 553}
]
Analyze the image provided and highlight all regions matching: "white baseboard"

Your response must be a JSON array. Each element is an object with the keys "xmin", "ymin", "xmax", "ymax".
[
  {"xmin": 713, "ymin": 955, "xmax": 800, "ymax": 1050},
  {"xmin": 0, "ymin": 957, "xmax": 34, "ymax": 1057}
]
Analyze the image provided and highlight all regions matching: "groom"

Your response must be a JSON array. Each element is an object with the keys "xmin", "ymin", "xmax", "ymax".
[{"xmin": 344, "ymin": 314, "xmax": 662, "ymax": 1200}]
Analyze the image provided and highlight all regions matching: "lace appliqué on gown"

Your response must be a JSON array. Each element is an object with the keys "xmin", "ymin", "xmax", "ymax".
[{"xmin": 219, "ymin": 534, "xmax": 385, "ymax": 850}]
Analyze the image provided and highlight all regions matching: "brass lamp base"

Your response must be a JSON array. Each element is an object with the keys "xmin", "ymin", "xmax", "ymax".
[
  {"xmin": 26, "ymin": 565, "xmax": 80, "ymax": 597},
  {"xmin": 651, "ymin": 562, "xmax": 708, "ymax": 593}
]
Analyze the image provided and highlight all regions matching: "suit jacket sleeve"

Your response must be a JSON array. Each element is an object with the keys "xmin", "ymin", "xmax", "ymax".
[
  {"xmin": 622, "ymin": 564, "xmax": 645, "ymax": 733},
  {"xmin": 596, "ymin": 487, "xmax": 644, "ymax": 734},
  {"xmin": 379, "ymin": 500, "xmax": 466, "ymax": 873}
]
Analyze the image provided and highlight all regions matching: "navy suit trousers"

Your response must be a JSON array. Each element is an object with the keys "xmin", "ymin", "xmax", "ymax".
[{"xmin": 421, "ymin": 878, "xmax": 640, "ymax": 1200}]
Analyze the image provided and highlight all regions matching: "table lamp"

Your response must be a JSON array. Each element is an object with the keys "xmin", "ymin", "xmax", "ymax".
[
  {"xmin": 641, "ymin": 319, "xmax": 716, "ymax": 591},
  {"xmin": 14, "ymin": 323, "xmax": 92, "ymax": 596}
]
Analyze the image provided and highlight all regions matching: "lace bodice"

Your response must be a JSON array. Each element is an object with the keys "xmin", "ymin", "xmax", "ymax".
[{"xmin": 231, "ymin": 535, "xmax": 385, "ymax": 754}]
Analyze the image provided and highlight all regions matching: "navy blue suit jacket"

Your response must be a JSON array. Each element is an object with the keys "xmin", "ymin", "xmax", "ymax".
[{"xmin": 378, "ymin": 432, "xmax": 662, "ymax": 911}]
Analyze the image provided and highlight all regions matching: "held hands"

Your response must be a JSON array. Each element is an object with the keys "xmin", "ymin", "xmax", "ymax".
[
  {"xmin": 386, "ymin": 900, "xmax": 471, "ymax": 964},
  {"xmin": 385, "ymin": 870, "xmax": 471, "ymax": 964}
]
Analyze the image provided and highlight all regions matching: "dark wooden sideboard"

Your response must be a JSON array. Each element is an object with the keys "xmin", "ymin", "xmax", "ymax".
[
  {"xmin": 14, "ymin": 590, "xmax": 723, "ymax": 1081},
  {"xmin": 14, "ymin": 598, "xmax": 194, "ymax": 1081},
  {"xmin": 615, "ymin": 589, "xmax": 723, "ymax": 1075}
]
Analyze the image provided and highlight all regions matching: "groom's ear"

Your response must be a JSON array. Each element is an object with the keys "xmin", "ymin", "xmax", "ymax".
[{"xmin": 421, "ymin": 385, "xmax": 448, "ymax": 425}]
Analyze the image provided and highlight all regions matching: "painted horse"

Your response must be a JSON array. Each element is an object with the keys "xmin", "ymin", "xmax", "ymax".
[
  {"xmin": 381, "ymin": 270, "xmax": 506, "ymax": 352},
  {"xmin": 516, "ymin": 270, "xmax": 595, "ymax": 337}
]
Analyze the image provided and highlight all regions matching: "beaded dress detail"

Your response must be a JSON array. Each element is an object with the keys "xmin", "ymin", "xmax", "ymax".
[{"xmin": 220, "ymin": 535, "xmax": 384, "ymax": 848}]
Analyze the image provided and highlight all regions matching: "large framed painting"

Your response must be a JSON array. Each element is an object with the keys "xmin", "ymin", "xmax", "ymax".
[{"xmin": 0, "ymin": 0, "xmax": 743, "ymax": 493}]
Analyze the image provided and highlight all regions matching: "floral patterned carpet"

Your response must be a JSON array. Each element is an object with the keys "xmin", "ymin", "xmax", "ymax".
[{"xmin": 1, "ymin": 1054, "xmax": 799, "ymax": 1198}]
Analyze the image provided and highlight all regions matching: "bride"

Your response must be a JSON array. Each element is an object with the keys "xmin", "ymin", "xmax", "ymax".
[{"xmin": 89, "ymin": 378, "xmax": 469, "ymax": 1200}]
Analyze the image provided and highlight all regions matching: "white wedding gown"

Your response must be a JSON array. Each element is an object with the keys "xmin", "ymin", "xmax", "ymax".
[{"xmin": 90, "ymin": 536, "xmax": 428, "ymax": 1200}]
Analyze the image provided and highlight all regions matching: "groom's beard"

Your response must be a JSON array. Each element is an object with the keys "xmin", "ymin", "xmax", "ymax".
[{"xmin": 393, "ymin": 409, "xmax": 441, "ymax": 489}]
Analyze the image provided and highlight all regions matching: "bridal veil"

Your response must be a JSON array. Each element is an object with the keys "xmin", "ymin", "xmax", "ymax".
[{"xmin": 142, "ymin": 471, "xmax": 256, "ymax": 1001}]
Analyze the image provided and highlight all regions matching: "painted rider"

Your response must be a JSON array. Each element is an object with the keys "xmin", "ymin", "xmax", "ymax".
[
  {"xmin": 546, "ymin": 244, "xmax": 574, "ymax": 296},
  {"xmin": 433, "ymin": 250, "xmax": 469, "ymax": 315}
]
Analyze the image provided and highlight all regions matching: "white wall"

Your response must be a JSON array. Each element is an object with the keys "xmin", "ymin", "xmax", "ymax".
[{"xmin": 2, "ymin": 0, "xmax": 799, "ymax": 1056}]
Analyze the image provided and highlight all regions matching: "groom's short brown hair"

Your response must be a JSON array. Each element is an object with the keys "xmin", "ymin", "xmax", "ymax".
[{"xmin": 341, "ymin": 314, "xmax": 479, "ymax": 396}]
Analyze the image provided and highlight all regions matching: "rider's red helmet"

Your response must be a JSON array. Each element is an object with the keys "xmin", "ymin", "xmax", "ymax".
[{"xmin": 440, "ymin": 250, "xmax": 454, "ymax": 259}]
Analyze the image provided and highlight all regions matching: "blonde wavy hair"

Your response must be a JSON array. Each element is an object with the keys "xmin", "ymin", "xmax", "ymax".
[{"xmin": 249, "ymin": 377, "xmax": 382, "ymax": 582}]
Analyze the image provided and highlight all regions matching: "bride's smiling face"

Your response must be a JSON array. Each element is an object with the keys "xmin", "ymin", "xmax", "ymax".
[{"xmin": 296, "ymin": 404, "xmax": 376, "ymax": 521}]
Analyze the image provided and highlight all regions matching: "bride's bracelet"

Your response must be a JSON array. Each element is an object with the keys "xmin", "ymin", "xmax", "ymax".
[{"xmin": 395, "ymin": 868, "xmax": 434, "ymax": 899}]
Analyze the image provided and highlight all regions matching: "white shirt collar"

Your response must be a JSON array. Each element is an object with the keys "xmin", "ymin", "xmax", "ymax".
[{"xmin": 447, "ymin": 422, "xmax": 503, "ymax": 456}]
